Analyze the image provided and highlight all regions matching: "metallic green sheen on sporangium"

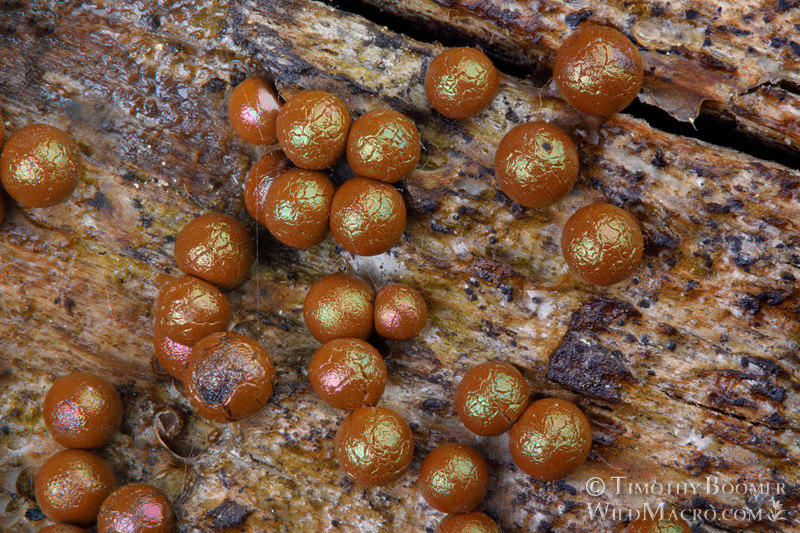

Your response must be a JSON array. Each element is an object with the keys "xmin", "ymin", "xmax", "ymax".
[
  {"xmin": 418, "ymin": 443, "xmax": 489, "ymax": 514},
  {"xmin": 424, "ymin": 47, "xmax": 499, "ymax": 119},
  {"xmin": 347, "ymin": 109, "xmax": 420, "ymax": 183},
  {"xmin": 303, "ymin": 273, "xmax": 375, "ymax": 342},
  {"xmin": 0, "ymin": 123, "xmax": 81, "ymax": 207},
  {"xmin": 276, "ymin": 90, "xmax": 351, "ymax": 170},
  {"xmin": 264, "ymin": 168, "xmax": 334, "ymax": 249},
  {"xmin": 329, "ymin": 177, "xmax": 406, "ymax": 256},
  {"xmin": 494, "ymin": 121, "xmax": 579, "ymax": 208},
  {"xmin": 509, "ymin": 398, "xmax": 592, "ymax": 481},
  {"xmin": 554, "ymin": 25, "xmax": 643, "ymax": 116},
  {"xmin": 335, "ymin": 406, "xmax": 414, "ymax": 486},
  {"xmin": 456, "ymin": 361, "xmax": 530, "ymax": 436},
  {"xmin": 561, "ymin": 203, "xmax": 643, "ymax": 286}
]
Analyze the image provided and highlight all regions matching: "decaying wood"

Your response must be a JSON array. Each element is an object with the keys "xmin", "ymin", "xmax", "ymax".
[
  {"xmin": 347, "ymin": 0, "xmax": 800, "ymax": 154},
  {"xmin": 0, "ymin": 1, "xmax": 798, "ymax": 532}
]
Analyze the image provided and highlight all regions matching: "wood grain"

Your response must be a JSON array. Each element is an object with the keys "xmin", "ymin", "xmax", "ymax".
[
  {"xmin": 348, "ymin": 0, "xmax": 800, "ymax": 154},
  {"xmin": 0, "ymin": 1, "xmax": 798, "ymax": 532}
]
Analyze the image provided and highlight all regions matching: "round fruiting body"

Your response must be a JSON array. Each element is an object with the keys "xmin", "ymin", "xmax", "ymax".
[
  {"xmin": 418, "ymin": 443, "xmax": 489, "ymax": 514},
  {"xmin": 303, "ymin": 273, "xmax": 374, "ymax": 342},
  {"xmin": 184, "ymin": 332, "xmax": 275, "ymax": 422},
  {"xmin": 508, "ymin": 398, "xmax": 592, "ymax": 481},
  {"xmin": 0, "ymin": 124, "xmax": 81, "ymax": 207},
  {"xmin": 494, "ymin": 121, "xmax": 579, "ymax": 208},
  {"xmin": 554, "ymin": 25, "xmax": 643, "ymax": 115},
  {"xmin": 456, "ymin": 361, "xmax": 530, "ymax": 436},
  {"xmin": 373, "ymin": 284, "xmax": 427, "ymax": 340},
  {"xmin": 425, "ymin": 48, "xmax": 499, "ymax": 119},
  {"xmin": 153, "ymin": 275, "xmax": 230, "ymax": 346},
  {"xmin": 435, "ymin": 512, "xmax": 501, "ymax": 533},
  {"xmin": 276, "ymin": 90, "xmax": 350, "ymax": 169},
  {"xmin": 264, "ymin": 168, "xmax": 335, "ymax": 248},
  {"xmin": 335, "ymin": 406, "xmax": 414, "ymax": 486},
  {"xmin": 308, "ymin": 338, "xmax": 386, "ymax": 410},
  {"xmin": 43, "ymin": 373, "xmax": 123, "ymax": 449},
  {"xmin": 38, "ymin": 525, "xmax": 89, "ymax": 533},
  {"xmin": 329, "ymin": 177, "xmax": 406, "ymax": 256},
  {"xmin": 174, "ymin": 214, "xmax": 254, "ymax": 290},
  {"xmin": 561, "ymin": 203, "xmax": 643, "ymax": 285},
  {"xmin": 97, "ymin": 483, "xmax": 175, "ymax": 533},
  {"xmin": 244, "ymin": 151, "xmax": 293, "ymax": 227},
  {"xmin": 346, "ymin": 109, "xmax": 420, "ymax": 183},
  {"xmin": 35, "ymin": 450, "xmax": 117, "ymax": 526},
  {"xmin": 228, "ymin": 76, "xmax": 281, "ymax": 145}
]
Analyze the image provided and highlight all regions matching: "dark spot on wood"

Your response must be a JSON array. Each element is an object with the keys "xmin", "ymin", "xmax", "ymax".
[
  {"xmin": 430, "ymin": 221, "xmax": 451, "ymax": 233},
  {"xmin": 657, "ymin": 323, "xmax": 678, "ymax": 336},
  {"xmin": 206, "ymin": 500, "xmax": 252, "ymax": 529},
  {"xmin": 457, "ymin": 205, "xmax": 480, "ymax": 217},
  {"xmin": 565, "ymin": 9, "xmax": 593, "ymax": 27},
  {"xmin": 122, "ymin": 171, "xmax": 141, "ymax": 183},
  {"xmin": 141, "ymin": 12, "xmax": 161, "ymax": 31},
  {"xmin": 733, "ymin": 253, "xmax": 757, "ymax": 270},
  {"xmin": 421, "ymin": 398, "xmax": 446, "ymax": 412},
  {"xmin": 651, "ymin": 147, "xmax": 666, "ymax": 167},
  {"xmin": 548, "ymin": 332, "xmax": 634, "ymax": 403},
  {"xmin": 568, "ymin": 297, "xmax": 641, "ymax": 334},
  {"xmin": 740, "ymin": 356, "xmax": 786, "ymax": 376},
  {"xmin": 751, "ymin": 381, "xmax": 786, "ymax": 403},
  {"xmin": 698, "ymin": 53, "xmax": 735, "ymax": 72},
  {"xmin": 505, "ymin": 107, "xmax": 521, "ymax": 123},
  {"xmin": 85, "ymin": 191, "xmax": 114, "ymax": 214},
  {"xmin": 649, "ymin": 3, "xmax": 666, "ymax": 16},
  {"xmin": 725, "ymin": 236, "xmax": 742, "ymax": 253},
  {"xmin": 705, "ymin": 202, "xmax": 730, "ymax": 214},
  {"xmin": 790, "ymin": 41, "xmax": 800, "ymax": 56},
  {"xmin": 715, "ymin": 25, "xmax": 751, "ymax": 36},
  {"xmin": 638, "ymin": 299, "xmax": 650, "ymax": 308},
  {"xmin": 770, "ymin": 36, "xmax": 788, "ymax": 48},
  {"xmin": 230, "ymin": 72, "xmax": 247, "ymax": 87},
  {"xmin": 63, "ymin": 296, "xmax": 76, "ymax": 315},
  {"xmin": 666, "ymin": 341, "xmax": 677, "ymax": 351},
  {"xmin": 755, "ymin": 290, "xmax": 789, "ymax": 306},
  {"xmin": 736, "ymin": 294, "xmax": 761, "ymax": 315},
  {"xmin": 684, "ymin": 9, "xmax": 700, "ymax": 20},
  {"xmin": 762, "ymin": 412, "xmax": 788, "ymax": 428},
  {"xmin": 204, "ymin": 77, "xmax": 226, "ymax": 93},
  {"xmin": 500, "ymin": 285, "xmax": 513, "ymax": 302},
  {"xmin": 645, "ymin": 229, "xmax": 679, "ymax": 251},
  {"xmin": 687, "ymin": 454, "xmax": 714, "ymax": 474},
  {"xmin": 25, "ymin": 508, "xmax": 43, "ymax": 521}
]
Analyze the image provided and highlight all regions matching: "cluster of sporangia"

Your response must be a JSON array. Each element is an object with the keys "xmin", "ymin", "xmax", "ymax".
[{"xmin": 0, "ymin": 21, "xmax": 690, "ymax": 533}]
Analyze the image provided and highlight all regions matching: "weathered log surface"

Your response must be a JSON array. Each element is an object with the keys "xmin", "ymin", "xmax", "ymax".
[
  {"xmin": 348, "ymin": 0, "xmax": 800, "ymax": 155},
  {"xmin": 0, "ymin": 1, "xmax": 798, "ymax": 532}
]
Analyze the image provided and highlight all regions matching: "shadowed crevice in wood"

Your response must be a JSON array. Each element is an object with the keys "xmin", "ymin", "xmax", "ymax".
[{"xmin": 322, "ymin": 0, "xmax": 800, "ymax": 166}]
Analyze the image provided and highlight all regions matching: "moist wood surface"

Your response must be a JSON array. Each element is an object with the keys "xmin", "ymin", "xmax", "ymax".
[
  {"xmin": 0, "ymin": 1, "xmax": 798, "ymax": 532},
  {"xmin": 346, "ymin": 0, "xmax": 800, "ymax": 155}
]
